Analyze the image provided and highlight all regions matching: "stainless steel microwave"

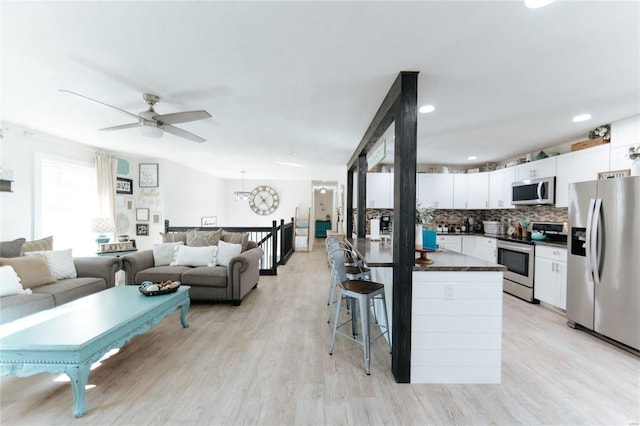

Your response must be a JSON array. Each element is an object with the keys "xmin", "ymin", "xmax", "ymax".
[{"xmin": 511, "ymin": 176, "xmax": 555, "ymax": 205}]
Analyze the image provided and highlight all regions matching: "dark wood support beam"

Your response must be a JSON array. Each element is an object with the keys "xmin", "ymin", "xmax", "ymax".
[
  {"xmin": 346, "ymin": 168, "xmax": 354, "ymax": 237},
  {"xmin": 357, "ymin": 155, "xmax": 367, "ymax": 238},
  {"xmin": 392, "ymin": 71, "xmax": 418, "ymax": 383}
]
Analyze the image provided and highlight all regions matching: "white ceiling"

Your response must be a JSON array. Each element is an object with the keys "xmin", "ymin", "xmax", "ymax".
[{"xmin": 1, "ymin": 1, "xmax": 638, "ymax": 180}]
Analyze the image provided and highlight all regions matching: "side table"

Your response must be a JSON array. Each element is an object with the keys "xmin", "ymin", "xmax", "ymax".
[{"xmin": 96, "ymin": 250, "xmax": 138, "ymax": 285}]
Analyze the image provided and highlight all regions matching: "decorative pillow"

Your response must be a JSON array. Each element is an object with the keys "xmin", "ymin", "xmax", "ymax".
[
  {"xmin": 217, "ymin": 240, "xmax": 242, "ymax": 267},
  {"xmin": 0, "ymin": 238, "xmax": 26, "ymax": 258},
  {"xmin": 186, "ymin": 228, "xmax": 222, "ymax": 247},
  {"xmin": 221, "ymin": 230, "xmax": 249, "ymax": 252},
  {"xmin": 0, "ymin": 265, "xmax": 32, "ymax": 297},
  {"xmin": 160, "ymin": 232, "xmax": 187, "ymax": 245},
  {"xmin": 21, "ymin": 236, "xmax": 54, "ymax": 254},
  {"xmin": 24, "ymin": 249, "xmax": 77, "ymax": 280},
  {"xmin": 0, "ymin": 256, "xmax": 56, "ymax": 289},
  {"xmin": 153, "ymin": 242, "xmax": 184, "ymax": 266},
  {"xmin": 170, "ymin": 245, "xmax": 218, "ymax": 267}
]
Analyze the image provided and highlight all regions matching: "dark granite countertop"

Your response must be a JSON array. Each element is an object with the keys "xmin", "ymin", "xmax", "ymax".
[
  {"xmin": 348, "ymin": 237, "xmax": 506, "ymax": 272},
  {"xmin": 435, "ymin": 232, "xmax": 568, "ymax": 248}
]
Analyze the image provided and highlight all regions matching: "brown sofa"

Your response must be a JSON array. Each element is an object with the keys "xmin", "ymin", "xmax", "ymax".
[
  {"xmin": 0, "ymin": 237, "xmax": 121, "ymax": 324},
  {"xmin": 121, "ymin": 238, "xmax": 263, "ymax": 305}
]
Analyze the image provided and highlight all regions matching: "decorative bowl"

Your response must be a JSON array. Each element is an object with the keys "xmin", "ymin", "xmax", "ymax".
[
  {"xmin": 531, "ymin": 232, "xmax": 546, "ymax": 241},
  {"xmin": 139, "ymin": 281, "xmax": 181, "ymax": 296}
]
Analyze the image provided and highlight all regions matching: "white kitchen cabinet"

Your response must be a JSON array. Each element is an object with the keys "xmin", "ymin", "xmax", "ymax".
[
  {"xmin": 437, "ymin": 235, "xmax": 461, "ymax": 253},
  {"xmin": 474, "ymin": 237, "xmax": 497, "ymax": 263},
  {"xmin": 467, "ymin": 172, "xmax": 490, "ymax": 209},
  {"xmin": 366, "ymin": 173, "xmax": 393, "ymax": 208},
  {"xmin": 489, "ymin": 167, "xmax": 516, "ymax": 209},
  {"xmin": 534, "ymin": 245, "xmax": 567, "ymax": 309},
  {"xmin": 515, "ymin": 157, "xmax": 557, "ymax": 181},
  {"xmin": 555, "ymin": 145, "xmax": 610, "ymax": 208},
  {"xmin": 453, "ymin": 173, "xmax": 489, "ymax": 209},
  {"xmin": 453, "ymin": 174, "xmax": 468, "ymax": 209},
  {"xmin": 417, "ymin": 173, "xmax": 454, "ymax": 209},
  {"xmin": 461, "ymin": 236, "xmax": 476, "ymax": 257},
  {"xmin": 610, "ymin": 114, "xmax": 639, "ymax": 148}
]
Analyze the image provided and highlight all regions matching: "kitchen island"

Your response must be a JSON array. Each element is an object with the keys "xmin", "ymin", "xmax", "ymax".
[{"xmin": 348, "ymin": 237, "xmax": 505, "ymax": 384}]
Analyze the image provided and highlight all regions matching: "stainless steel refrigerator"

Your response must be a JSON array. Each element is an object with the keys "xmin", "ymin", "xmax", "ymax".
[{"xmin": 567, "ymin": 176, "xmax": 640, "ymax": 352}]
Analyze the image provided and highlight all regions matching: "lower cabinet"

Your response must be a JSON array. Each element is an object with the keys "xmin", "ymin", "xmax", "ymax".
[
  {"xmin": 534, "ymin": 245, "xmax": 567, "ymax": 309},
  {"xmin": 437, "ymin": 235, "xmax": 462, "ymax": 253}
]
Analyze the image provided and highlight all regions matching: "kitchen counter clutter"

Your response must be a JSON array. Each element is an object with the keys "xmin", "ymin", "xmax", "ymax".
[{"xmin": 348, "ymin": 237, "xmax": 505, "ymax": 271}]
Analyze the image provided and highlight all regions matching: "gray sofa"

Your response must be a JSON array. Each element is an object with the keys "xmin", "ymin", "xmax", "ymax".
[
  {"xmin": 122, "ymin": 241, "xmax": 263, "ymax": 305},
  {"xmin": 0, "ymin": 256, "xmax": 121, "ymax": 324}
]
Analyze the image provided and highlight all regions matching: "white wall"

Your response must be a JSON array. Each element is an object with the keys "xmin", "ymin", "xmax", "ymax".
[
  {"xmin": 0, "ymin": 125, "xmax": 96, "ymax": 240},
  {"xmin": 0, "ymin": 122, "xmax": 348, "ymax": 251}
]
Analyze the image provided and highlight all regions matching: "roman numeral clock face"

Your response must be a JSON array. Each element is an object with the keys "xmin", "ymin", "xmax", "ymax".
[{"xmin": 249, "ymin": 186, "xmax": 280, "ymax": 215}]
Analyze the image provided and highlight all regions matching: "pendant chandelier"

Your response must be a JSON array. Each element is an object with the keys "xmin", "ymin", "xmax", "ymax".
[{"xmin": 234, "ymin": 171, "xmax": 252, "ymax": 201}]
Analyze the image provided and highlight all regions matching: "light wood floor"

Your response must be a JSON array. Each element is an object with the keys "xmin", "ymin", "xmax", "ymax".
[{"xmin": 1, "ymin": 241, "xmax": 638, "ymax": 425}]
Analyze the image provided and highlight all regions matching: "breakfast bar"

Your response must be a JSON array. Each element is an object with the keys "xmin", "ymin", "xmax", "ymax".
[{"xmin": 349, "ymin": 238, "xmax": 506, "ymax": 384}]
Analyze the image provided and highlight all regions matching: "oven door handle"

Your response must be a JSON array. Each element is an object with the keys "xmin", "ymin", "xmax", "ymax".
[{"xmin": 497, "ymin": 243, "xmax": 534, "ymax": 254}]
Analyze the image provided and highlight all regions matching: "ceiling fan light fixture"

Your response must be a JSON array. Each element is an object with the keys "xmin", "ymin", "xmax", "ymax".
[{"xmin": 139, "ymin": 122, "xmax": 163, "ymax": 138}]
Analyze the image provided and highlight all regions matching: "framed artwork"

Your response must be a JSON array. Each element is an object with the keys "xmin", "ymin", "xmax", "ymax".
[
  {"xmin": 598, "ymin": 169, "xmax": 630, "ymax": 180},
  {"xmin": 136, "ymin": 223, "xmax": 149, "ymax": 236},
  {"xmin": 139, "ymin": 163, "xmax": 159, "ymax": 187},
  {"xmin": 201, "ymin": 216, "xmax": 217, "ymax": 227},
  {"xmin": 151, "ymin": 212, "xmax": 162, "ymax": 224},
  {"xmin": 116, "ymin": 177, "xmax": 133, "ymax": 194},
  {"xmin": 136, "ymin": 208, "xmax": 149, "ymax": 221}
]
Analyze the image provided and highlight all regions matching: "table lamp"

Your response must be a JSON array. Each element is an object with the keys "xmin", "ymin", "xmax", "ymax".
[{"xmin": 91, "ymin": 217, "xmax": 115, "ymax": 248}]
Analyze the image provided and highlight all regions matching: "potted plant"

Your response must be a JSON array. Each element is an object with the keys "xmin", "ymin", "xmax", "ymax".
[{"xmin": 416, "ymin": 202, "xmax": 436, "ymax": 248}]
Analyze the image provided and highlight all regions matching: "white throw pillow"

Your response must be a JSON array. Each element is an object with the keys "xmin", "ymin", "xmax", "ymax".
[
  {"xmin": 153, "ymin": 242, "xmax": 184, "ymax": 266},
  {"xmin": 0, "ymin": 265, "xmax": 32, "ymax": 296},
  {"xmin": 25, "ymin": 249, "xmax": 77, "ymax": 280},
  {"xmin": 217, "ymin": 240, "xmax": 242, "ymax": 267},
  {"xmin": 171, "ymin": 245, "xmax": 218, "ymax": 267}
]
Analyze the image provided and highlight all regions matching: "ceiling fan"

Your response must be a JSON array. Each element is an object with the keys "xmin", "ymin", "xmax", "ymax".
[{"xmin": 60, "ymin": 90, "xmax": 212, "ymax": 143}]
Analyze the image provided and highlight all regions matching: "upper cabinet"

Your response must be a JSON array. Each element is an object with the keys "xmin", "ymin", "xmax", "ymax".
[
  {"xmin": 366, "ymin": 173, "xmax": 393, "ymax": 208},
  {"xmin": 610, "ymin": 115, "xmax": 640, "ymax": 172},
  {"xmin": 467, "ymin": 172, "xmax": 490, "ymax": 209},
  {"xmin": 555, "ymin": 145, "xmax": 610, "ymax": 208},
  {"xmin": 417, "ymin": 173, "xmax": 454, "ymax": 209},
  {"xmin": 453, "ymin": 174, "xmax": 468, "ymax": 209},
  {"xmin": 489, "ymin": 167, "xmax": 516, "ymax": 209},
  {"xmin": 515, "ymin": 156, "xmax": 557, "ymax": 181}
]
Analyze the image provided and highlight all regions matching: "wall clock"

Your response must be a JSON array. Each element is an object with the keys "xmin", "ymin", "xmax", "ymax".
[{"xmin": 249, "ymin": 185, "xmax": 280, "ymax": 215}]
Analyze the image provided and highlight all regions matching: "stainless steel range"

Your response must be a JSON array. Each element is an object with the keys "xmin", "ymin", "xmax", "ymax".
[{"xmin": 497, "ymin": 222, "xmax": 567, "ymax": 303}]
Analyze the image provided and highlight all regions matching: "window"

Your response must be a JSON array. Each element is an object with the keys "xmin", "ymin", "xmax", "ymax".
[{"xmin": 37, "ymin": 156, "xmax": 98, "ymax": 256}]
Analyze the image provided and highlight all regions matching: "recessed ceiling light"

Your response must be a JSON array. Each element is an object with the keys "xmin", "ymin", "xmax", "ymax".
[
  {"xmin": 468, "ymin": 156, "xmax": 477, "ymax": 161},
  {"xmin": 525, "ymin": 0, "xmax": 554, "ymax": 9},
  {"xmin": 572, "ymin": 114, "xmax": 592, "ymax": 123},
  {"xmin": 419, "ymin": 105, "xmax": 436, "ymax": 114}
]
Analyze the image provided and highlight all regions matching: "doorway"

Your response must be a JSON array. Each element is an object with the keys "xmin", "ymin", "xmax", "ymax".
[{"xmin": 312, "ymin": 181, "xmax": 338, "ymax": 239}]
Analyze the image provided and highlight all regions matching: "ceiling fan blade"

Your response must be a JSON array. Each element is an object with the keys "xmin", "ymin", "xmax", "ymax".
[
  {"xmin": 59, "ymin": 89, "xmax": 146, "ymax": 122},
  {"xmin": 99, "ymin": 123, "xmax": 140, "ymax": 131},
  {"xmin": 162, "ymin": 124, "xmax": 206, "ymax": 143},
  {"xmin": 153, "ymin": 110, "xmax": 212, "ymax": 125}
]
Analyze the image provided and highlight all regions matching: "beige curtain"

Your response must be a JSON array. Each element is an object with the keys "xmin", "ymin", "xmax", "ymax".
[{"xmin": 95, "ymin": 152, "xmax": 117, "ymax": 218}]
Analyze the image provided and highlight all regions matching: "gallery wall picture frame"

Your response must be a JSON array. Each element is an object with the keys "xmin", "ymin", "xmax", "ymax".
[
  {"xmin": 139, "ymin": 163, "xmax": 159, "ymax": 187},
  {"xmin": 136, "ymin": 208, "xmax": 150, "ymax": 221},
  {"xmin": 201, "ymin": 216, "xmax": 218, "ymax": 227},
  {"xmin": 116, "ymin": 177, "xmax": 133, "ymax": 194},
  {"xmin": 151, "ymin": 212, "xmax": 162, "ymax": 224},
  {"xmin": 136, "ymin": 223, "xmax": 149, "ymax": 236}
]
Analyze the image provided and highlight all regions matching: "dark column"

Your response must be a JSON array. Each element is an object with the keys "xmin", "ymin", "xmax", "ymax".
[
  {"xmin": 357, "ymin": 155, "xmax": 367, "ymax": 238},
  {"xmin": 346, "ymin": 168, "xmax": 354, "ymax": 237},
  {"xmin": 391, "ymin": 72, "xmax": 418, "ymax": 383}
]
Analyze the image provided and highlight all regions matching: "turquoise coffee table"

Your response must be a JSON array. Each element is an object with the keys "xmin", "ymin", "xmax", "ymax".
[{"xmin": 0, "ymin": 285, "xmax": 190, "ymax": 417}]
